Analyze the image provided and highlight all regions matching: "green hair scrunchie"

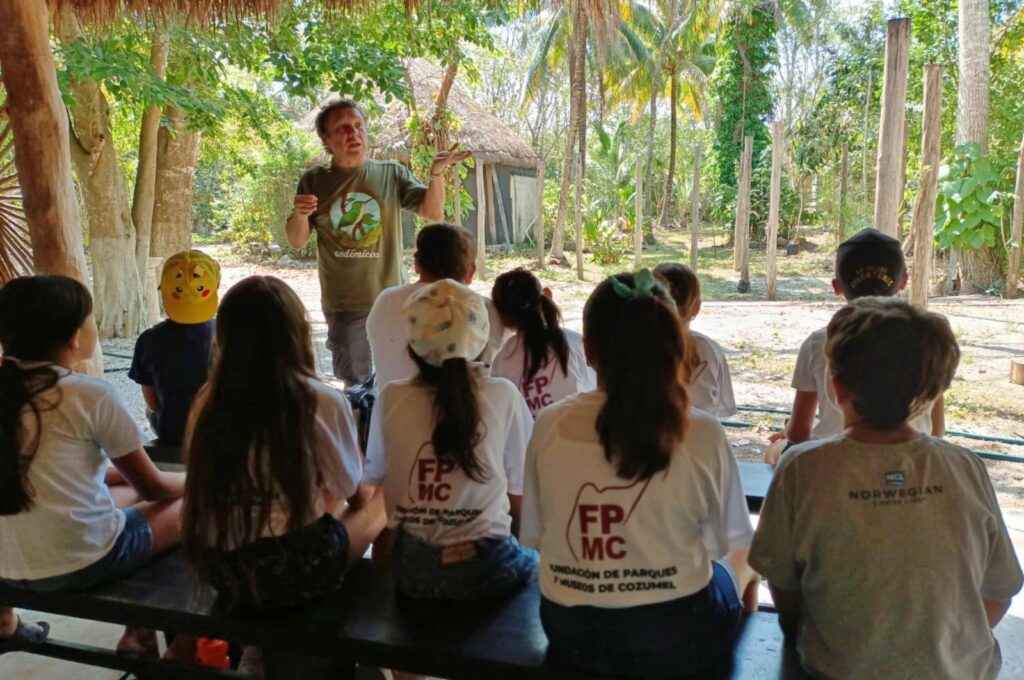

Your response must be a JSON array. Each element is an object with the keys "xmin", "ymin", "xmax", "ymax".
[{"xmin": 608, "ymin": 268, "xmax": 662, "ymax": 300}]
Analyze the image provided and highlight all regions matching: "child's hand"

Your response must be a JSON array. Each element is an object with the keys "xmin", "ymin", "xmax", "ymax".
[{"xmin": 764, "ymin": 439, "xmax": 787, "ymax": 466}]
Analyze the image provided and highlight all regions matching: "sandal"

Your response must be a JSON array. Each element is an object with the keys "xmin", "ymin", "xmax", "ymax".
[{"xmin": 0, "ymin": 616, "xmax": 50, "ymax": 654}]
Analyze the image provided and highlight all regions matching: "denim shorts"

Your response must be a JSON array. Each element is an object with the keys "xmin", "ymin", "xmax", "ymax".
[
  {"xmin": 541, "ymin": 561, "xmax": 743, "ymax": 679},
  {"xmin": 0, "ymin": 508, "xmax": 153, "ymax": 592},
  {"xmin": 394, "ymin": 530, "xmax": 538, "ymax": 601}
]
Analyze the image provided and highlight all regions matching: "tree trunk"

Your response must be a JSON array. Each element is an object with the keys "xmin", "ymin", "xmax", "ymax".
[
  {"xmin": 0, "ymin": 0, "xmax": 102, "ymax": 373},
  {"xmin": 657, "ymin": 75, "xmax": 678, "ymax": 231},
  {"xmin": 150, "ymin": 105, "xmax": 200, "ymax": 258},
  {"xmin": 550, "ymin": 5, "xmax": 585, "ymax": 266},
  {"xmin": 132, "ymin": 29, "xmax": 167, "ymax": 319},
  {"xmin": 1006, "ymin": 134, "xmax": 1024, "ymax": 299},
  {"xmin": 60, "ymin": 15, "xmax": 145, "ymax": 339},
  {"xmin": 956, "ymin": 0, "xmax": 998, "ymax": 292},
  {"xmin": 573, "ymin": 18, "xmax": 587, "ymax": 280},
  {"xmin": 766, "ymin": 122, "xmax": 783, "ymax": 301}
]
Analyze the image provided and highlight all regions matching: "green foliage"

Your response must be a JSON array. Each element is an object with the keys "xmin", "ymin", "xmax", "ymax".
[
  {"xmin": 707, "ymin": 3, "xmax": 777, "ymax": 232},
  {"xmin": 407, "ymin": 107, "xmax": 474, "ymax": 225},
  {"xmin": 935, "ymin": 143, "xmax": 1011, "ymax": 251}
]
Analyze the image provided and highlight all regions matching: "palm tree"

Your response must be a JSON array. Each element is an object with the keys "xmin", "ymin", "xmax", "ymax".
[
  {"xmin": 607, "ymin": 0, "xmax": 722, "ymax": 232},
  {"xmin": 0, "ymin": 84, "xmax": 33, "ymax": 283},
  {"xmin": 522, "ymin": 0, "xmax": 619, "ymax": 266}
]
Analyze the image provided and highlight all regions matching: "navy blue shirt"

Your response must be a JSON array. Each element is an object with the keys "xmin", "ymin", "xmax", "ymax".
[{"xmin": 129, "ymin": 319, "xmax": 214, "ymax": 446}]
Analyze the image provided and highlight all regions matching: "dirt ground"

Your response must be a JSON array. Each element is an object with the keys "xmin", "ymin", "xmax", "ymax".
[{"xmin": 114, "ymin": 229, "xmax": 1024, "ymax": 510}]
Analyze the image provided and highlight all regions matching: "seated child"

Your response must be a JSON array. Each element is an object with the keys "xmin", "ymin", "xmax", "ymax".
[
  {"xmin": 182, "ymin": 276, "xmax": 385, "ymax": 675},
  {"xmin": 129, "ymin": 250, "xmax": 220, "ymax": 446},
  {"xmin": 366, "ymin": 224, "xmax": 507, "ymax": 387},
  {"xmin": 521, "ymin": 270, "xmax": 759, "ymax": 679},
  {"xmin": 364, "ymin": 279, "xmax": 536, "ymax": 600},
  {"xmin": 766, "ymin": 229, "xmax": 944, "ymax": 464},
  {"xmin": 0, "ymin": 275, "xmax": 185, "ymax": 655},
  {"xmin": 750, "ymin": 297, "xmax": 1022, "ymax": 679},
  {"xmin": 653, "ymin": 262, "xmax": 737, "ymax": 417},
  {"xmin": 490, "ymin": 268, "xmax": 596, "ymax": 417}
]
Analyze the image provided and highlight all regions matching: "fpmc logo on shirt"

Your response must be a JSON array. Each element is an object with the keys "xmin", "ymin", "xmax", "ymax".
[
  {"xmin": 327, "ymin": 189, "xmax": 383, "ymax": 251},
  {"xmin": 565, "ymin": 478, "xmax": 651, "ymax": 561},
  {"xmin": 522, "ymin": 375, "xmax": 554, "ymax": 412},
  {"xmin": 408, "ymin": 452, "xmax": 457, "ymax": 503}
]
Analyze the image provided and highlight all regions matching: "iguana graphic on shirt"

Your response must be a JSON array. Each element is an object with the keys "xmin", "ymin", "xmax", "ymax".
[
  {"xmin": 565, "ymin": 477, "xmax": 652, "ymax": 562},
  {"xmin": 327, "ymin": 190, "xmax": 383, "ymax": 251}
]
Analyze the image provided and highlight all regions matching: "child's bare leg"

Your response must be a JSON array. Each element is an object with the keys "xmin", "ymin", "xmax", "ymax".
[
  {"xmin": 117, "ymin": 499, "xmax": 184, "ymax": 655},
  {"xmin": 723, "ymin": 549, "xmax": 760, "ymax": 613},
  {"xmin": 0, "ymin": 606, "xmax": 16, "ymax": 637},
  {"xmin": 132, "ymin": 498, "xmax": 184, "ymax": 556}
]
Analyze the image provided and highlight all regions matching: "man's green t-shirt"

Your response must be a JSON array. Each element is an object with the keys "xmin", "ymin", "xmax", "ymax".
[{"xmin": 297, "ymin": 160, "xmax": 427, "ymax": 313}]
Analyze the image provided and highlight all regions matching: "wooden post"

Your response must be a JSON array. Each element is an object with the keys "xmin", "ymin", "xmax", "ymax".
[
  {"xmin": 862, "ymin": 68, "xmax": 872, "ymax": 201},
  {"xmin": 838, "ymin": 143, "xmax": 849, "ymax": 242},
  {"xmin": 873, "ymin": 18, "xmax": 911, "ymax": 238},
  {"xmin": 689, "ymin": 142, "xmax": 702, "ymax": 271},
  {"xmin": 766, "ymin": 122, "xmax": 784, "ymax": 301},
  {"xmin": 1006, "ymin": 133, "xmax": 1024, "ymax": 299},
  {"xmin": 485, "ymin": 164, "xmax": 497, "ymax": 243},
  {"xmin": 635, "ymin": 153, "xmax": 643, "ymax": 270},
  {"xmin": 453, "ymin": 170, "xmax": 462, "ymax": 227},
  {"xmin": 909, "ymin": 65, "xmax": 944, "ymax": 308},
  {"xmin": 475, "ymin": 160, "xmax": 487, "ymax": 280},
  {"xmin": 491, "ymin": 168, "xmax": 511, "ymax": 249},
  {"xmin": 734, "ymin": 135, "xmax": 753, "ymax": 291},
  {"xmin": 1011, "ymin": 359, "xmax": 1024, "ymax": 386},
  {"xmin": 574, "ymin": 157, "xmax": 584, "ymax": 280},
  {"xmin": 535, "ymin": 161, "xmax": 545, "ymax": 268},
  {"xmin": 0, "ymin": 0, "xmax": 102, "ymax": 375}
]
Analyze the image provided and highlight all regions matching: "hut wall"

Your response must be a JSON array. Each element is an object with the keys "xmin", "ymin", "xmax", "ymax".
[{"xmin": 401, "ymin": 164, "xmax": 537, "ymax": 248}]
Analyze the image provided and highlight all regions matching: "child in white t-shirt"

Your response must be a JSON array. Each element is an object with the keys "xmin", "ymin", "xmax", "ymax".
[
  {"xmin": 766, "ymin": 229, "xmax": 944, "ymax": 464},
  {"xmin": 751, "ymin": 297, "xmax": 1022, "ymax": 679},
  {"xmin": 0, "ymin": 275, "xmax": 185, "ymax": 656},
  {"xmin": 365, "ymin": 279, "xmax": 536, "ymax": 600},
  {"xmin": 181, "ymin": 276, "xmax": 385, "ymax": 673},
  {"xmin": 653, "ymin": 262, "xmax": 736, "ymax": 417},
  {"xmin": 367, "ymin": 223, "xmax": 507, "ymax": 387},
  {"xmin": 521, "ymin": 270, "xmax": 758, "ymax": 679},
  {"xmin": 490, "ymin": 268, "xmax": 596, "ymax": 417}
]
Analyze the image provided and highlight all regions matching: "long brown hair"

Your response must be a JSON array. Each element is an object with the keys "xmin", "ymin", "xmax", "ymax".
[
  {"xmin": 409, "ymin": 350, "xmax": 488, "ymax": 483},
  {"xmin": 183, "ymin": 276, "xmax": 319, "ymax": 581},
  {"xmin": 653, "ymin": 262, "xmax": 702, "ymax": 383},
  {"xmin": 491, "ymin": 268, "xmax": 569, "ymax": 384},
  {"xmin": 584, "ymin": 272, "xmax": 690, "ymax": 480},
  {"xmin": 0, "ymin": 276, "xmax": 92, "ymax": 515},
  {"xmin": 826, "ymin": 297, "xmax": 959, "ymax": 431}
]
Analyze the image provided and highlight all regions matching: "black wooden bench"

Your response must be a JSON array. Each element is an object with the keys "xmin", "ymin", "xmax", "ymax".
[
  {"xmin": 0, "ymin": 549, "xmax": 804, "ymax": 680},
  {"xmin": 738, "ymin": 461, "xmax": 773, "ymax": 513}
]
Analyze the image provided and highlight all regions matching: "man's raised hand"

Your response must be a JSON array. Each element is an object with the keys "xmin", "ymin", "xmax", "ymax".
[
  {"xmin": 293, "ymin": 194, "xmax": 318, "ymax": 217},
  {"xmin": 430, "ymin": 144, "xmax": 473, "ymax": 175}
]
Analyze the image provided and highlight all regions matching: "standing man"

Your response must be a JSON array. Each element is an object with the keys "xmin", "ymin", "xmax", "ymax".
[{"xmin": 287, "ymin": 98, "xmax": 470, "ymax": 384}]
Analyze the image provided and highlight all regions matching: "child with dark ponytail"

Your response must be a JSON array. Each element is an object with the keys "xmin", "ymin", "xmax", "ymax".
[
  {"xmin": 0, "ymin": 276, "xmax": 184, "ymax": 655},
  {"xmin": 491, "ymin": 268, "xmax": 595, "ymax": 417},
  {"xmin": 521, "ymin": 270, "xmax": 758, "ymax": 678},
  {"xmin": 364, "ymin": 279, "xmax": 536, "ymax": 600}
]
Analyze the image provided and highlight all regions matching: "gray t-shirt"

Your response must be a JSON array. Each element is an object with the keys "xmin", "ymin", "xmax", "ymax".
[
  {"xmin": 750, "ymin": 434, "xmax": 1022, "ymax": 679},
  {"xmin": 297, "ymin": 160, "xmax": 427, "ymax": 313}
]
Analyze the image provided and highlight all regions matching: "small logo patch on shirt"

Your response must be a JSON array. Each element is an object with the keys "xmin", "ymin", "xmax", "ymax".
[{"xmin": 885, "ymin": 471, "xmax": 907, "ymax": 487}]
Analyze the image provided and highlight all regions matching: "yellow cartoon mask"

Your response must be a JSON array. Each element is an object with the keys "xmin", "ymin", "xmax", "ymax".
[{"xmin": 160, "ymin": 250, "xmax": 220, "ymax": 324}]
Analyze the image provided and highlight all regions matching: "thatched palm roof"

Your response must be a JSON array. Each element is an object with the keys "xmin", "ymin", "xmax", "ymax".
[
  {"xmin": 46, "ymin": 0, "xmax": 366, "ymax": 22},
  {"xmin": 374, "ymin": 59, "xmax": 541, "ymax": 170}
]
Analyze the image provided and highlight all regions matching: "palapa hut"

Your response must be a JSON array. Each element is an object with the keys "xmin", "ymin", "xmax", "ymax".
[{"xmin": 372, "ymin": 59, "xmax": 543, "ymax": 249}]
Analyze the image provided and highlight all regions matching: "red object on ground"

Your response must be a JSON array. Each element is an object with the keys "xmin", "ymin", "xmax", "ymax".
[{"xmin": 196, "ymin": 637, "xmax": 231, "ymax": 669}]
